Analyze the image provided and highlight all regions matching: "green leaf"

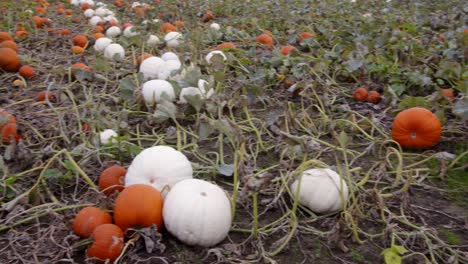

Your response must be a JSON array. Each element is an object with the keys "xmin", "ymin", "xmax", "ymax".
[
  {"xmin": 153, "ymin": 99, "xmax": 177, "ymax": 123},
  {"xmin": 216, "ymin": 164, "xmax": 235, "ymax": 177},
  {"xmin": 119, "ymin": 76, "xmax": 137, "ymax": 103},
  {"xmin": 383, "ymin": 249, "xmax": 402, "ymax": 264},
  {"xmin": 398, "ymin": 96, "xmax": 428, "ymax": 110},
  {"xmin": 183, "ymin": 94, "xmax": 204, "ymax": 112},
  {"xmin": 453, "ymin": 97, "xmax": 468, "ymax": 121}
]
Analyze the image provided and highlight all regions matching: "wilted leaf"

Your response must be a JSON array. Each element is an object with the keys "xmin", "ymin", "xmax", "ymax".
[
  {"xmin": 153, "ymin": 99, "xmax": 177, "ymax": 123},
  {"xmin": 398, "ymin": 96, "xmax": 428, "ymax": 110},
  {"xmin": 216, "ymin": 164, "xmax": 235, "ymax": 177}
]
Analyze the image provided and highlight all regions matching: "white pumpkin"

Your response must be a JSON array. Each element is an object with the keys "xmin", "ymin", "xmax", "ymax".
[
  {"xmin": 205, "ymin": 50, "xmax": 227, "ymax": 64},
  {"xmin": 123, "ymin": 26, "xmax": 138, "ymax": 37},
  {"xmin": 164, "ymin": 32, "xmax": 182, "ymax": 48},
  {"xmin": 141, "ymin": 80, "xmax": 175, "ymax": 103},
  {"xmin": 99, "ymin": 129, "xmax": 118, "ymax": 144},
  {"xmin": 157, "ymin": 60, "xmax": 181, "ymax": 80},
  {"xmin": 94, "ymin": 37, "xmax": 113, "ymax": 52},
  {"xmin": 210, "ymin": 23, "xmax": 220, "ymax": 30},
  {"xmin": 163, "ymin": 179, "xmax": 231, "ymax": 247},
  {"xmin": 83, "ymin": 9, "xmax": 95, "ymax": 18},
  {"xmin": 88, "ymin": 15, "xmax": 103, "ymax": 26},
  {"xmin": 125, "ymin": 146, "xmax": 192, "ymax": 196},
  {"xmin": 290, "ymin": 168, "xmax": 349, "ymax": 214},
  {"xmin": 161, "ymin": 52, "xmax": 179, "ymax": 62},
  {"xmin": 139, "ymin": 56, "xmax": 165, "ymax": 80},
  {"xmin": 106, "ymin": 26, "xmax": 121, "ymax": 38},
  {"xmin": 103, "ymin": 43, "xmax": 125, "ymax": 61},
  {"xmin": 146, "ymin": 35, "xmax": 161, "ymax": 47}
]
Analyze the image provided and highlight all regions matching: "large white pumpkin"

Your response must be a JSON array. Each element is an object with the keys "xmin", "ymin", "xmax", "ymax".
[
  {"xmin": 163, "ymin": 179, "xmax": 231, "ymax": 247},
  {"xmin": 125, "ymin": 146, "xmax": 192, "ymax": 196},
  {"xmin": 290, "ymin": 168, "xmax": 349, "ymax": 214}
]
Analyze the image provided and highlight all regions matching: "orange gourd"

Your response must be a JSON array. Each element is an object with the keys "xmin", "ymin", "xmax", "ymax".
[
  {"xmin": 203, "ymin": 10, "xmax": 214, "ymax": 22},
  {"xmin": 174, "ymin": 20, "xmax": 184, "ymax": 29},
  {"xmin": 113, "ymin": 184, "xmax": 163, "ymax": 231},
  {"xmin": 87, "ymin": 224, "xmax": 124, "ymax": 261},
  {"xmin": 353, "ymin": 87, "xmax": 368, "ymax": 101},
  {"xmin": 73, "ymin": 207, "xmax": 112, "ymax": 238},
  {"xmin": 19, "ymin": 65, "xmax": 35, "ymax": 78},
  {"xmin": 98, "ymin": 165, "xmax": 127, "ymax": 195},
  {"xmin": 71, "ymin": 63, "xmax": 90, "ymax": 71},
  {"xmin": 0, "ymin": 48, "xmax": 20, "ymax": 72},
  {"xmin": 31, "ymin": 16, "xmax": 44, "ymax": 28},
  {"xmin": 256, "ymin": 33, "xmax": 274, "ymax": 46},
  {"xmin": 280, "ymin": 45, "xmax": 295, "ymax": 55},
  {"xmin": 391, "ymin": 107, "xmax": 442, "ymax": 149},
  {"xmin": 0, "ymin": 40, "xmax": 18, "ymax": 52}
]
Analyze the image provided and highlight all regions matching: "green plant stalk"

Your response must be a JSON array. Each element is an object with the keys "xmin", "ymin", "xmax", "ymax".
[
  {"xmin": 64, "ymin": 151, "xmax": 97, "ymax": 190},
  {"xmin": 252, "ymin": 192, "xmax": 258, "ymax": 238},
  {"xmin": 242, "ymin": 106, "xmax": 267, "ymax": 152},
  {"xmin": 0, "ymin": 203, "xmax": 93, "ymax": 232},
  {"xmin": 230, "ymin": 146, "xmax": 241, "ymax": 220}
]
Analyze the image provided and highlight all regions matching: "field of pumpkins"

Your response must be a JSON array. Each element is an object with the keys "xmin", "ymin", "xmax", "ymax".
[{"xmin": 0, "ymin": 0, "xmax": 467, "ymax": 263}]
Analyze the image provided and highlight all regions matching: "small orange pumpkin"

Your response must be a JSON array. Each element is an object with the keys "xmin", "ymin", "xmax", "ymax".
[
  {"xmin": 391, "ymin": 107, "xmax": 442, "ymax": 149},
  {"xmin": 19, "ymin": 65, "xmax": 35, "ymax": 78},
  {"xmin": 87, "ymin": 224, "xmax": 124, "ymax": 261},
  {"xmin": 71, "ymin": 46, "xmax": 85, "ymax": 54},
  {"xmin": 280, "ymin": 45, "xmax": 295, "ymax": 55},
  {"xmin": 298, "ymin": 32, "xmax": 314, "ymax": 42},
  {"xmin": 440, "ymin": 88, "xmax": 454, "ymax": 99},
  {"xmin": 202, "ymin": 10, "xmax": 214, "ymax": 22},
  {"xmin": 15, "ymin": 31, "xmax": 28, "ymax": 38},
  {"xmin": 0, "ymin": 40, "xmax": 18, "ymax": 52},
  {"xmin": 0, "ymin": 47, "xmax": 20, "ymax": 72},
  {"xmin": 113, "ymin": 184, "xmax": 163, "ymax": 231},
  {"xmin": 72, "ymin": 34, "xmax": 88, "ymax": 48},
  {"xmin": 353, "ymin": 87, "xmax": 368, "ymax": 101},
  {"xmin": 1, "ymin": 122, "xmax": 20, "ymax": 144},
  {"xmin": 0, "ymin": 32, "xmax": 13, "ymax": 42},
  {"xmin": 71, "ymin": 62, "xmax": 90, "ymax": 71},
  {"xmin": 98, "ymin": 165, "xmax": 127, "ymax": 195},
  {"xmin": 256, "ymin": 33, "xmax": 274, "ymax": 46},
  {"xmin": 136, "ymin": 53, "xmax": 153, "ymax": 65},
  {"xmin": 160, "ymin": 22, "xmax": 177, "ymax": 33},
  {"xmin": 216, "ymin": 42, "xmax": 236, "ymax": 51},
  {"xmin": 367, "ymin": 91, "xmax": 381, "ymax": 104},
  {"xmin": 73, "ymin": 207, "xmax": 112, "ymax": 238},
  {"xmin": 37, "ymin": 91, "xmax": 56, "ymax": 102}
]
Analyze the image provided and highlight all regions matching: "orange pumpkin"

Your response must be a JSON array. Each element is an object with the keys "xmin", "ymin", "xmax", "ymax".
[
  {"xmin": 367, "ymin": 91, "xmax": 381, "ymax": 104},
  {"xmin": 73, "ymin": 207, "xmax": 112, "ymax": 238},
  {"xmin": 37, "ymin": 91, "xmax": 56, "ymax": 102},
  {"xmin": 216, "ymin": 42, "xmax": 236, "ymax": 51},
  {"xmin": 0, "ymin": 40, "xmax": 18, "ymax": 52},
  {"xmin": 72, "ymin": 34, "xmax": 88, "ymax": 48},
  {"xmin": 160, "ymin": 22, "xmax": 177, "ymax": 33},
  {"xmin": 87, "ymin": 224, "xmax": 124, "ymax": 261},
  {"xmin": 0, "ymin": 32, "xmax": 13, "ymax": 42},
  {"xmin": 203, "ymin": 10, "xmax": 214, "ymax": 22},
  {"xmin": 256, "ymin": 33, "xmax": 274, "ymax": 46},
  {"xmin": 31, "ymin": 16, "xmax": 44, "ymax": 28},
  {"xmin": 280, "ymin": 45, "xmax": 295, "ymax": 55},
  {"xmin": 353, "ymin": 87, "xmax": 368, "ymax": 101},
  {"xmin": 98, "ymin": 165, "xmax": 127, "ymax": 195},
  {"xmin": 174, "ymin": 20, "xmax": 184, "ymax": 29},
  {"xmin": 15, "ymin": 31, "xmax": 28, "ymax": 38},
  {"xmin": 0, "ymin": 48, "xmax": 20, "ymax": 72},
  {"xmin": 71, "ymin": 46, "xmax": 85, "ymax": 54},
  {"xmin": 298, "ymin": 32, "xmax": 314, "ymax": 42},
  {"xmin": 440, "ymin": 88, "xmax": 454, "ymax": 99},
  {"xmin": 71, "ymin": 62, "xmax": 90, "ymax": 71},
  {"xmin": 113, "ymin": 184, "xmax": 163, "ymax": 231},
  {"xmin": 1, "ymin": 122, "xmax": 20, "ymax": 144},
  {"xmin": 391, "ymin": 107, "xmax": 442, "ymax": 149},
  {"xmin": 19, "ymin": 65, "xmax": 35, "ymax": 78}
]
